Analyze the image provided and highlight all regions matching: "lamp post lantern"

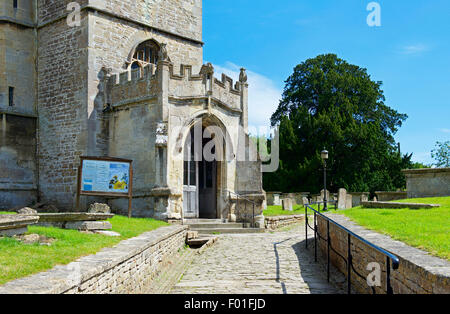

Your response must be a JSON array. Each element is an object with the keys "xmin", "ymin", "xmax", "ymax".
[{"xmin": 321, "ymin": 150, "xmax": 329, "ymax": 211}]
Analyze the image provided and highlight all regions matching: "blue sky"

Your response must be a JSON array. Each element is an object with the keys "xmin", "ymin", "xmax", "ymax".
[{"xmin": 203, "ymin": 0, "xmax": 450, "ymax": 165}]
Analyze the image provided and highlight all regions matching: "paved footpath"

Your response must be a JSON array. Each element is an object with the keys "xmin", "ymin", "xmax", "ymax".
[{"xmin": 171, "ymin": 224, "xmax": 344, "ymax": 294}]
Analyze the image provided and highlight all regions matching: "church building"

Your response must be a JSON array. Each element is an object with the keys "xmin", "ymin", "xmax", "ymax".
[{"xmin": 0, "ymin": 0, "xmax": 264, "ymax": 225}]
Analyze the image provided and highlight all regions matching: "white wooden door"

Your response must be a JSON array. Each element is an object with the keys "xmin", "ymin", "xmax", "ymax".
[
  {"xmin": 183, "ymin": 128, "xmax": 199, "ymax": 218},
  {"xmin": 183, "ymin": 160, "xmax": 199, "ymax": 218}
]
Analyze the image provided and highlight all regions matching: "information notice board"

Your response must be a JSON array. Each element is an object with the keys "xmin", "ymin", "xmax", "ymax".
[{"xmin": 76, "ymin": 156, "xmax": 133, "ymax": 217}]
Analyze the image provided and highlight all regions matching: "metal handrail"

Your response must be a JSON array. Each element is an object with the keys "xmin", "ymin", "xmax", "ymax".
[
  {"xmin": 304, "ymin": 204, "xmax": 399, "ymax": 294},
  {"xmin": 227, "ymin": 190, "xmax": 257, "ymax": 227},
  {"xmin": 308, "ymin": 200, "xmax": 338, "ymax": 211}
]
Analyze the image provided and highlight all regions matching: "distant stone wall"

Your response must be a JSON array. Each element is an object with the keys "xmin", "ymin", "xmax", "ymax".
[
  {"xmin": 403, "ymin": 168, "xmax": 450, "ymax": 199},
  {"xmin": 0, "ymin": 225, "xmax": 188, "ymax": 294},
  {"xmin": 316, "ymin": 213, "xmax": 450, "ymax": 294},
  {"xmin": 265, "ymin": 215, "xmax": 304, "ymax": 230}
]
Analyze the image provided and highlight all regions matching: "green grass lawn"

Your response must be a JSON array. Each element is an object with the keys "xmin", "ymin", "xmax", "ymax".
[
  {"xmin": 336, "ymin": 197, "xmax": 450, "ymax": 260},
  {"xmin": 0, "ymin": 214, "xmax": 169, "ymax": 285}
]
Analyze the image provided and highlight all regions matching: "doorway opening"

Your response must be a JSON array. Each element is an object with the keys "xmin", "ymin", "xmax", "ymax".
[{"xmin": 183, "ymin": 125, "xmax": 218, "ymax": 219}]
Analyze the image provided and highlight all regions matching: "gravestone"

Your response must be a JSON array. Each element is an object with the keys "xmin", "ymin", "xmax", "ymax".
[
  {"xmin": 282, "ymin": 198, "xmax": 293, "ymax": 211},
  {"xmin": 337, "ymin": 188, "xmax": 347, "ymax": 209},
  {"xmin": 346, "ymin": 194, "xmax": 353, "ymax": 209},
  {"xmin": 320, "ymin": 189, "xmax": 330, "ymax": 201},
  {"xmin": 350, "ymin": 192, "xmax": 370, "ymax": 207},
  {"xmin": 284, "ymin": 193, "xmax": 297, "ymax": 205},
  {"xmin": 273, "ymin": 194, "xmax": 281, "ymax": 206},
  {"xmin": 301, "ymin": 197, "xmax": 309, "ymax": 206},
  {"xmin": 266, "ymin": 193, "xmax": 275, "ymax": 206},
  {"xmin": 361, "ymin": 194, "xmax": 369, "ymax": 203}
]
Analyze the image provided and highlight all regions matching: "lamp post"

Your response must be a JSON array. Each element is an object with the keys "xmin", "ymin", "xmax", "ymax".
[{"xmin": 321, "ymin": 149, "xmax": 329, "ymax": 211}]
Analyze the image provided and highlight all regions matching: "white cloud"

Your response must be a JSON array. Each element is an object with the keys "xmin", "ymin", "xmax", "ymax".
[
  {"xmin": 211, "ymin": 62, "xmax": 282, "ymax": 129},
  {"xmin": 440, "ymin": 128, "xmax": 450, "ymax": 134},
  {"xmin": 399, "ymin": 44, "xmax": 429, "ymax": 55}
]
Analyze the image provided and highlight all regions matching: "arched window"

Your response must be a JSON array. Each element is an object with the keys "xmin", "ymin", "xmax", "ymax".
[
  {"xmin": 131, "ymin": 40, "xmax": 159, "ymax": 67},
  {"xmin": 131, "ymin": 61, "xmax": 142, "ymax": 70}
]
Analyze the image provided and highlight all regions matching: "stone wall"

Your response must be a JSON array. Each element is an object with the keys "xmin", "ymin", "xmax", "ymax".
[
  {"xmin": 0, "ymin": 0, "xmax": 35, "ymax": 25},
  {"xmin": 0, "ymin": 114, "xmax": 37, "ymax": 209},
  {"xmin": 0, "ymin": 225, "xmax": 188, "ymax": 294},
  {"xmin": 265, "ymin": 215, "xmax": 304, "ymax": 230},
  {"xmin": 93, "ymin": 0, "xmax": 203, "ymax": 43},
  {"xmin": 107, "ymin": 101, "xmax": 159, "ymax": 217},
  {"xmin": 315, "ymin": 213, "xmax": 450, "ymax": 294},
  {"xmin": 37, "ymin": 12, "xmax": 90, "ymax": 210},
  {"xmin": 0, "ymin": 23, "xmax": 36, "ymax": 115},
  {"xmin": 403, "ymin": 168, "xmax": 450, "ymax": 199}
]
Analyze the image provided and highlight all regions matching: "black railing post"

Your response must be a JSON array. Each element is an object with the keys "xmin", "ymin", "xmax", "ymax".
[
  {"xmin": 314, "ymin": 212, "xmax": 317, "ymax": 262},
  {"xmin": 304, "ymin": 204, "xmax": 399, "ymax": 294},
  {"xmin": 252, "ymin": 203, "xmax": 255, "ymax": 228},
  {"xmin": 237, "ymin": 196, "xmax": 239, "ymax": 223},
  {"xmin": 305, "ymin": 205, "xmax": 308, "ymax": 249},
  {"xmin": 386, "ymin": 257, "xmax": 393, "ymax": 294},
  {"xmin": 245, "ymin": 201, "xmax": 247, "ymax": 225},
  {"xmin": 347, "ymin": 233, "xmax": 352, "ymax": 294},
  {"xmin": 327, "ymin": 220, "xmax": 330, "ymax": 282}
]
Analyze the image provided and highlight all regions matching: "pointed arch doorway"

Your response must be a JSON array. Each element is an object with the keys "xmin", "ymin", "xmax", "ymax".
[{"xmin": 183, "ymin": 124, "xmax": 219, "ymax": 219}]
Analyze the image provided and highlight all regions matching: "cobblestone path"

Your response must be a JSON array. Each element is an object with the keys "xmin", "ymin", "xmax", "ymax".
[{"xmin": 171, "ymin": 224, "xmax": 344, "ymax": 294}]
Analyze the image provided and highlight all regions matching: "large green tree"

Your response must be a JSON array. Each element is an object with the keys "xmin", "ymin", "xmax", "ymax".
[
  {"xmin": 264, "ymin": 54, "xmax": 411, "ymax": 194},
  {"xmin": 431, "ymin": 141, "xmax": 450, "ymax": 168}
]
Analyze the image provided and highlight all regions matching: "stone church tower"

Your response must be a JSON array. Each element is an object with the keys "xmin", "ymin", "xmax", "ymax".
[{"xmin": 0, "ymin": 0, "xmax": 264, "ymax": 224}]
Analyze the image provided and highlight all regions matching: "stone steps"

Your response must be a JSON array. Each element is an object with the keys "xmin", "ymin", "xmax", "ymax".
[
  {"xmin": 192, "ymin": 227, "xmax": 265, "ymax": 235},
  {"xmin": 187, "ymin": 236, "xmax": 213, "ymax": 247},
  {"xmin": 183, "ymin": 219, "xmax": 227, "ymax": 224},
  {"xmin": 188, "ymin": 223, "xmax": 244, "ymax": 229},
  {"xmin": 185, "ymin": 218, "xmax": 264, "ymax": 235}
]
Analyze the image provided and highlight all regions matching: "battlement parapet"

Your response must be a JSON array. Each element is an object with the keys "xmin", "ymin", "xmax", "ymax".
[
  {"xmin": 108, "ymin": 64, "xmax": 158, "ymax": 107},
  {"xmin": 106, "ymin": 62, "xmax": 247, "ymax": 112},
  {"xmin": 168, "ymin": 63, "xmax": 246, "ymax": 110},
  {"xmin": 109, "ymin": 64, "xmax": 157, "ymax": 86}
]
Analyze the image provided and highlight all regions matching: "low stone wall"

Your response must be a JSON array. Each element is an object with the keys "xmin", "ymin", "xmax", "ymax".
[
  {"xmin": 265, "ymin": 215, "xmax": 304, "ymax": 230},
  {"xmin": 315, "ymin": 214, "xmax": 450, "ymax": 294},
  {"xmin": 403, "ymin": 168, "xmax": 450, "ymax": 198},
  {"xmin": 0, "ymin": 225, "xmax": 188, "ymax": 294}
]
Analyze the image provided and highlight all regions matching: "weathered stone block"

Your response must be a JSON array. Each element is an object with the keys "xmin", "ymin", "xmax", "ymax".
[
  {"xmin": 35, "ymin": 213, "xmax": 114, "ymax": 222},
  {"xmin": 88, "ymin": 203, "xmax": 111, "ymax": 214},
  {"xmin": 65, "ymin": 221, "xmax": 113, "ymax": 231}
]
